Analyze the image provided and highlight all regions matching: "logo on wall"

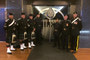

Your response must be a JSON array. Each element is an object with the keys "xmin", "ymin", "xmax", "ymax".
[
  {"xmin": 39, "ymin": 7, "xmax": 64, "ymax": 19},
  {"xmin": 44, "ymin": 8, "xmax": 56, "ymax": 19}
]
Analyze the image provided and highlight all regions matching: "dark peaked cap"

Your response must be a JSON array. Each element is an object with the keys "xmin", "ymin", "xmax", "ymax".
[
  {"xmin": 9, "ymin": 13, "xmax": 13, "ymax": 15},
  {"xmin": 29, "ymin": 14, "xmax": 33, "ymax": 16},
  {"xmin": 21, "ymin": 13, "xmax": 25, "ymax": 15},
  {"xmin": 73, "ymin": 12, "xmax": 78, "ymax": 14},
  {"xmin": 64, "ymin": 14, "xmax": 69, "ymax": 16}
]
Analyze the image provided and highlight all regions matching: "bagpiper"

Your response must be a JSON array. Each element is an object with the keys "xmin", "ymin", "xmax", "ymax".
[
  {"xmin": 34, "ymin": 14, "xmax": 43, "ymax": 45},
  {"xmin": 17, "ymin": 13, "xmax": 27, "ymax": 50},
  {"xmin": 27, "ymin": 14, "xmax": 36, "ymax": 49},
  {"xmin": 4, "ymin": 13, "xmax": 16, "ymax": 54}
]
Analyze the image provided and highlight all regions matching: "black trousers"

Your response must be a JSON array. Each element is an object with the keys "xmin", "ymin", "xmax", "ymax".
[
  {"xmin": 53, "ymin": 32, "xmax": 60, "ymax": 48},
  {"xmin": 61, "ymin": 33, "xmax": 69, "ymax": 50},
  {"xmin": 70, "ymin": 35, "xmax": 78, "ymax": 51}
]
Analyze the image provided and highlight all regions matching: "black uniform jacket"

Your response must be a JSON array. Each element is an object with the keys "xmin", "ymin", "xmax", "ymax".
[
  {"xmin": 17, "ymin": 18, "xmax": 27, "ymax": 32},
  {"xmin": 27, "ymin": 19, "xmax": 35, "ymax": 31},
  {"xmin": 4, "ymin": 19, "xmax": 16, "ymax": 33},
  {"xmin": 61, "ymin": 20, "xmax": 71, "ymax": 35},
  {"xmin": 71, "ymin": 17, "xmax": 82, "ymax": 36},
  {"xmin": 53, "ymin": 22, "xmax": 62, "ymax": 35},
  {"xmin": 34, "ymin": 17, "xmax": 43, "ymax": 31}
]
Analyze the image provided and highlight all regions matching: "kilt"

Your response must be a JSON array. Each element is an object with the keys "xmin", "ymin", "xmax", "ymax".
[
  {"xmin": 6, "ymin": 31, "xmax": 12, "ymax": 43},
  {"xmin": 6, "ymin": 34, "xmax": 12, "ymax": 43},
  {"xmin": 18, "ymin": 31, "xmax": 24, "ymax": 40},
  {"xmin": 27, "ymin": 31, "xmax": 31, "ymax": 39}
]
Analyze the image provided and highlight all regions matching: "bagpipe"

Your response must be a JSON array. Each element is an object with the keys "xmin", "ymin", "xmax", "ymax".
[
  {"xmin": 31, "ymin": 31, "xmax": 36, "ymax": 40},
  {"xmin": 12, "ymin": 33, "xmax": 17, "ymax": 43},
  {"xmin": 24, "ymin": 31, "xmax": 27, "ymax": 40}
]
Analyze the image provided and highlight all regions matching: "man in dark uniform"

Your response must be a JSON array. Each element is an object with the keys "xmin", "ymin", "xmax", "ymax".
[
  {"xmin": 17, "ymin": 13, "xmax": 27, "ymax": 50},
  {"xmin": 53, "ymin": 19, "xmax": 61, "ymax": 49},
  {"xmin": 61, "ymin": 15, "xmax": 71, "ymax": 51},
  {"xmin": 70, "ymin": 12, "xmax": 82, "ymax": 53},
  {"xmin": 27, "ymin": 14, "xmax": 36, "ymax": 49},
  {"xmin": 34, "ymin": 14, "xmax": 43, "ymax": 45},
  {"xmin": 4, "ymin": 13, "xmax": 16, "ymax": 54}
]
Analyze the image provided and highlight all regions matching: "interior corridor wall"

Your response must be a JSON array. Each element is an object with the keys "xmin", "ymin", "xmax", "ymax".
[
  {"xmin": 79, "ymin": 0, "xmax": 90, "ymax": 48},
  {"xmin": 6, "ymin": 0, "xmax": 22, "ymax": 19}
]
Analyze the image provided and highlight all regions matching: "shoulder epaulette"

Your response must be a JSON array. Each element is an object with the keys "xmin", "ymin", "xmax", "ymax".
[
  {"xmin": 77, "ymin": 17, "xmax": 81, "ymax": 21},
  {"xmin": 27, "ymin": 19, "xmax": 29, "ymax": 21},
  {"xmin": 67, "ymin": 20, "xmax": 71, "ymax": 22},
  {"xmin": 18, "ymin": 18, "xmax": 21, "ymax": 20},
  {"xmin": 5, "ymin": 19, "xmax": 9, "ymax": 22},
  {"xmin": 13, "ymin": 19, "xmax": 16, "ymax": 21}
]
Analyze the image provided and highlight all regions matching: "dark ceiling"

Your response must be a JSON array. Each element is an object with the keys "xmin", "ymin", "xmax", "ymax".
[
  {"xmin": 0, "ymin": 0, "xmax": 78, "ymax": 8},
  {"xmin": 26, "ymin": 0, "xmax": 78, "ymax": 5}
]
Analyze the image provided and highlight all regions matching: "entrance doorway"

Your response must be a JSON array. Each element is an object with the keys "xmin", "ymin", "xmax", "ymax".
[{"xmin": 32, "ymin": 2, "xmax": 69, "ymax": 41}]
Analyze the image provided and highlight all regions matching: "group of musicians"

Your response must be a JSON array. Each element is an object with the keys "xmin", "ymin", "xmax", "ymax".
[
  {"xmin": 4, "ymin": 13, "xmax": 43, "ymax": 54},
  {"xmin": 4, "ymin": 12, "xmax": 82, "ymax": 54},
  {"xmin": 53, "ymin": 12, "xmax": 82, "ymax": 53}
]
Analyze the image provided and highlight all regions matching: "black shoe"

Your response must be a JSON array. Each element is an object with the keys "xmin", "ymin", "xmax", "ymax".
[
  {"xmin": 72, "ymin": 50, "xmax": 76, "ymax": 53},
  {"xmin": 57, "ymin": 47, "xmax": 61, "ymax": 49},
  {"xmin": 62, "ymin": 47, "xmax": 65, "ymax": 50},
  {"xmin": 66, "ymin": 50, "xmax": 70, "ymax": 52},
  {"xmin": 7, "ymin": 52, "xmax": 12, "ymax": 54},
  {"xmin": 20, "ymin": 49, "xmax": 24, "ymax": 51},
  {"xmin": 29, "ymin": 48, "xmax": 32, "ymax": 49}
]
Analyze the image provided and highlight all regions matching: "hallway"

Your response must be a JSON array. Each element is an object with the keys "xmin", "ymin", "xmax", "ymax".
[
  {"xmin": 27, "ymin": 40, "xmax": 76, "ymax": 60},
  {"xmin": 0, "ymin": 42, "xmax": 90, "ymax": 60}
]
